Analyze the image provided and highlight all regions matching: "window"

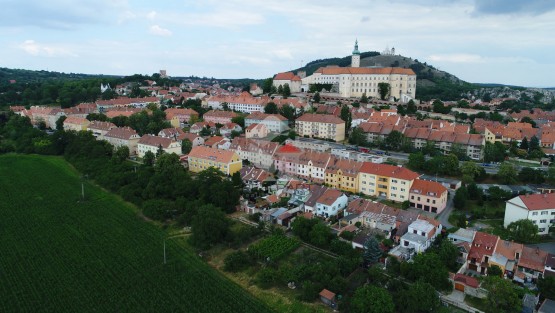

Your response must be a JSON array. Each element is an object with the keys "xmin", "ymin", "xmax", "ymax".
[
  {"xmin": 539, "ymin": 228, "xmax": 545, "ymax": 232},
  {"xmin": 541, "ymin": 211, "xmax": 548, "ymax": 215},
  {"xmin": 540, "ymin": 219, "xmax": 547, "ymax": 223},
  {"xmin": 532, "ymin": 212, "xmax": 538, "ymax": 216}
]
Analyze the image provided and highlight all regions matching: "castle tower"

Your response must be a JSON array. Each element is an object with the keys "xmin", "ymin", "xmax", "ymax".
[{"xmin": 351, "ymin": 39, "xmax": 360, "ymax": 68}]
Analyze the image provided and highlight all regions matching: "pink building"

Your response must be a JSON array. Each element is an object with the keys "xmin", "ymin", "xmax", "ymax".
[{"xmin": 409, "ymin": 179, "xmax": 448, "ymax": 214}]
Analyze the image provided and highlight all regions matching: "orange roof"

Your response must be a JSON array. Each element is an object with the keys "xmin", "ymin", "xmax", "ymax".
[
  {"xmin": 453, "ymin": 274, "xmax": 480, "ymax": 288},
  {"xmin": 204, "ymin": 136, "xmax": 225, "ymax": 147},
  {"xmin": 319, "ymin": 289, "xmax": 336, "ymax": 301},
  {"xmin": 494, "ymin": 240, "xmax": 523, "ymax": 260},
  {"xmin": 410, "ymin": 179, "xmax": 447, "ymax": 198},
  {"xmin": 64, "ymin": 116, "xmax": 89, "ymax": 125},
  {"xmin": 359, "ymin": 162, "xmax": 419, "ymax": 181},
  {"xmin": 517, "ymin": 193, "xmax": 555, "ymax": 210},
  {"xmin": 274, "ymin": 72, "xmax": 301, "ymax": 81},
  {"xmin": 188, "ymin": 146, "xmax": 238, "ymax": 164},
  {"xmin": 138, "ymin": 134, "xmax": 176, "ymax": 149},
  {"xmin": 296, "ymin": 113, "xmax": 344, "ymax": 124},
  {"xmin": 277, "ymin": 144, "xmax": 302, "ymax": 154},
  {"xmin": 317, "ymin": 189, "xmax": 344, "ymax": 206},
  {"xmin": 105, "ymin": 127, "xmax": 139, "ymax": 140},
  {"xmin": 246, "ymin": 112, "xmax": 287, "ymax": 121}
]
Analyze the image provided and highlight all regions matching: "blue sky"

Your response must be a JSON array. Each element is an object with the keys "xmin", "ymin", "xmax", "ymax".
[{"xmin": 1, "ymin": 0, "xmax": 554, "ymax": 87}]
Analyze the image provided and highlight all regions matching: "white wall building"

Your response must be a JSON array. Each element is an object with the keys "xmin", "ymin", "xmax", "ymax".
[{"xmin": 504, "ymin": 194, "xmax": 555, "ymax": 235}]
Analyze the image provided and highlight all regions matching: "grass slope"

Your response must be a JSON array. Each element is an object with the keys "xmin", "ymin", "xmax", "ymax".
[{"xmin": 0, "ymin": 154, "xmax": 271, "ymax": 313}]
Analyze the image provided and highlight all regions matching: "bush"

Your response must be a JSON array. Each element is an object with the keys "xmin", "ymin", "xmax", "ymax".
[{"xmin": 223, "ymin": 250, "xmax": 252, "ymax": 272}]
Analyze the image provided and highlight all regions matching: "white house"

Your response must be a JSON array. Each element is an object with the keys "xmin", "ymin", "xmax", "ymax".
[
  {"xmin": 504, "ymin": 194, "xmax": 555, "ymax": 235},
  {"xmin": 399, "ymin": 218, "xmax": 442, "ymax": 254},
  {"xmin": 137, "ymin": 134, "xmax": 182, "ymax": 158},
  {"xmin": 315, "ymin": 189, "xmax": 348, "ymax": 218}
]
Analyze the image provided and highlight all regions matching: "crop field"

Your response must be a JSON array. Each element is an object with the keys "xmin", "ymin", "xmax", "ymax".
[
  {"xmin": 0, "ymin": 154, "xmax": 271, "ymax": 313},
  {"xmin": 249, "ymin": 235, "xmax": 300, "ymax": 261}
]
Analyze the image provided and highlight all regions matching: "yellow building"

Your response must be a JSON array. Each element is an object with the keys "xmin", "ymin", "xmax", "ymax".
[
  {"xmin": 325, "ymin": 159, "xmax": 363, "ymax": 193},
  {"xmin": 188, "ymin": 146, "xmax": 242, "ymax": 175},
  {"xmin": 357, "ymin": 163, "xmax": 419, "ymax": 202},
  {"xmin": 295, "ymin": 113, "xmax": 346, "ymax": 142}
]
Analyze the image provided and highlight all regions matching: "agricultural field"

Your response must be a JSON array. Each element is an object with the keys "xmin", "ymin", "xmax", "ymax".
[
  {"xmin": 0, "ymin": 154, "xmax": 272, "ymax": 313},
  {"xmin": 249, "ymin": 235, "xmax": 300, "ymax": 261}
]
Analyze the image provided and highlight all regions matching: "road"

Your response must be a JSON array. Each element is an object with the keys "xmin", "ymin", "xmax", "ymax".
[{"xmin": 437, "ymin": 191, "xmax": 455, "ymax": 229}]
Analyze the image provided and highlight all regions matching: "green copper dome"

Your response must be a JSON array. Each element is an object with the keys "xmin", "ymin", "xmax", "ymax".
[{"xmin": 352, "ymin": 39, "xmax": 360, "ymax": 55}]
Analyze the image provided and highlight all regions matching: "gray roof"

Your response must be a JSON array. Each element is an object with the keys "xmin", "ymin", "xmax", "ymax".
[
  {"xmin": 539, "ymin": 299, "xmax": 555, "ymax": 313},
  {"xmin": 401, "ymin": 232, "xmax": 428, "ymax": 245},
  {"xmin": 270, "ymin": 207, "xmax": 288, "ymax": 218}
]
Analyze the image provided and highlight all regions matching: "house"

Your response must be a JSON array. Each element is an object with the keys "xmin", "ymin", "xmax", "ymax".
[
  {"xmin": 203, "ymin": 110, "xmax": 238, "ymax": 125},
  {"xmin": 489, "ymin": 239, "xmax": 522, "ymax": 278},
  {"xmin": 190, "ymin": 121, "xmax": 215, "ymax": 134},
  {"xmin": 187, "ymin": 146, "xmax": 242, "ymax": 175},
  {"xmin": 245, "ymin": 123, "xmax": 269, "ymax": 139},
  {"xmin": 63, "ymin": 116, "xmax": 90, "ymax": 132},
  {"xmin": 296, "ymin": 151, "xmax": 334, "ymax": 183},
  {"xmin": 344, "ymin": 198, "xmax": 398, "ymax": 237},
  {"xmin": 219, "ymin": 122, "xmax": 242, "ymax": 137},
  {"xmin": 315, "ymin": 189, "xmax": 348, "ymax": 218},
  {"xmin": 451, "ymin": 274, "xmax": 484, "ymax": 298},
  {"xmin": 448, "ymin": 228, "xmax": 476, "ymax": 245},
  {"xmin": 239, "ymin": 166, "xmax": 273, "ymax": 190},
  {"xmin": 104, "ymin": 127, "xmax": 141, "ymax": 155},
  {"xmin": 87, "ymin": 121, "xmax": 116, "ymax": 140},
  {"xmin": 137, "ymin": 135, "xmax": 182, "ymax": 158},
  {"xmin": 245, "ymin": 112, "xmax": 289, "ymax": 133},
  {"xmin": 358, "ymin": 163, "xmax": 420, "ymax": 203},
  {"xmin": 158, "ymin": 127, "xmax": 187, "ymax": 142},
  {"xmin": 295, "ymin": 113, "xmax": 346, "ymax": 142},
  {"xmin": 504, "ymin": 193, "xmax": 555, "ymax": 235},
  {"xmin": 409, "ymin": 179, "xmax": 448, "ymax": 214},
  {"xmin": 319, "ymin": 289, "xmax": 336, "ymax": 308},
  {"xmin": 545, "ymin": 253, "xmax": 555, "ymax": 278},
  {"xmin": 164, "ymin": 108, "xmax": 198, "ymax": 127},
  {"xmin": 46, "ymin": 109, "xmax": 66, "ymax": 129},
  {"xmin": 229, "ymin": 137, "xmax": 279, "ymax": 169},
  {"xmin": 515, "ymin": 246, "xmax": 548, "ymax": 283},
  {"xmin": 273, "ymin": 72, "xmax": 302, "ymax": 93},
  {"xmin": 204, "ymin": 136, "xmax": 230, "ymax": 149},
  {"xmin": 399, "ymin": 218, "xmax": 441, "ymax": 254},
  {"xmin": 467, "ymin": 231, "xmax": 499, "ymax": 275},
  {"xmin": 325, "ymin": 158, "xmax": 364, "ymax": 193},
  {"xmin": 303, "ymin": 185, "xmax": 330, "ymax": 213},
  {"xmin": 181, "ymin": 133, "xmax": 204, "ymax": 147}
]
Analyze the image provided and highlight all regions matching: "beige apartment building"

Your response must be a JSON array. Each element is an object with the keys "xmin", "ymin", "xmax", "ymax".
[{"xmin": 295, "ymin": 113, "xmax": 345, "ymax": 142}]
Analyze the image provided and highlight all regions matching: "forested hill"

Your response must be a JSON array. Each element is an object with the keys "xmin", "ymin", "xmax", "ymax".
[
  {"xmin": 291, "ymin": 52, "xmax": 478, "ymax": 101},
  {"xmin": 0, "ymin": 67, "xmax": 114, "ymax": 84}
]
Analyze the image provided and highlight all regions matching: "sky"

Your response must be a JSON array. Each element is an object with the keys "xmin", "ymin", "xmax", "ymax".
[{"xmin": 1, "ymin": 0, "xmax": 554, "ymax": 87}]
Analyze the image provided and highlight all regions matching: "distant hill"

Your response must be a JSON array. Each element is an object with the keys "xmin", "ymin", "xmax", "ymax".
[{"xmin": 0, "ymin": 67, "xmax": 115, "ymax": 85}]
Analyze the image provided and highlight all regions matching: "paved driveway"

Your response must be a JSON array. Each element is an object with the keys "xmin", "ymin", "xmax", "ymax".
[{"xmin": 527, "ymin": 241, "xmax": 555, "ymax": 254}]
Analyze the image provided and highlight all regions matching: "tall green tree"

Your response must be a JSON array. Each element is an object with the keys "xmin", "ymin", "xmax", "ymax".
[
  {"xmin": 264, "ymin": 102, "xmax": 279, "ymax": 114},
  {"xmin": 340, "ymin": 105, "xmax": 352, "ymax": 129},
  {"xmin": 461, "ymin": 161, "xmax": 482, "ymax": 183},
  {"xmin": 407, "ymin": 152, "xmax": 425, "ymax": 171},
  {"xmin": 378, "ymin": 82, "xmax": 390, "ymax": 100},
  {"xmin": 397, "ymin": 281, "xmax": 441, "ymax": 313},
  {"xmin": 520, "ymin": 137, "xmax": 529, "ymax": 150},
  {"xmin": 530, "ymin": 135, "xmax": 540, "ymax": 151},
  {"xmin": 538, "ymin": 277, "xmax": 555, "ymax": 300},
  {"xmin": 497, "ymin": 162, "xmax": 518, "ymax": 184},
  {"xmin": 143, "ymin": 150, "xmax": 155, "ymax": 166},
  {"xmin": 360, "ymin": 92, "xmax": 369, "ymax": 104},
  {"xmin": 190, "ymin": 204, "xmax": 230, "ymax": 249},
  {"xmin": 350, "ymin": 285, "xmax": 394, "ymax": 313},
  {"xmin": 363, "ymin": 236, "xmax": 382, "ymax": 265},
  {"xmin": 483, "ymin": 276, "xmax": 521, "ymax": 313},
  {"xmin": 181, "ymin": 139, "xmax": 192, "ymax": 154},
  {"xmin": 282, "ymin": 83, "xmax": 291, "ymax": 98},
  {"xmin": 454, "ymin": 185, "xmax": 468, "ymax": 210},
  {"xmin": 349, "ymin": 127, "xmax": 367, "ymax": 146},
  {"xmin": 313, "ymin": 92, "xmax": 321, "ymax": 103},
  {"xmin": 407, "ymin": 99, "xmax": 417, "ymax": 114},
  {"xmin": 55, "ymin": 116, "xmax": 66, "ymax": 131},
  {"xmin": 506, "ymin": 219, "xmax": 538, "ymax": 243}
]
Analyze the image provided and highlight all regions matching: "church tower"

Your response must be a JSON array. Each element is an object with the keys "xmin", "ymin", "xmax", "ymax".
[{"xmin": 351, "ymin": 39, "xmax": 360, "ymax": 68}]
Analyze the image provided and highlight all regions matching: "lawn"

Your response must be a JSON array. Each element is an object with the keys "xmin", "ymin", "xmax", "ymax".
[{"xmin": 0, "ymin": 154, "xmax": 271, "ymax": 313}]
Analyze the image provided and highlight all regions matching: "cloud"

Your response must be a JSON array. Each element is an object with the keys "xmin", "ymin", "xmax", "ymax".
[
  {"xmin": 19, "ymin": 40, "xmax": 77, "ymax": 57},
  {"xmin": 360, "ymin": 16, "xmax": 370, "ymax": 22},
  {"xmin": 428, "ymin": 53, "xmax": 485, "ymax": 63},
  {"xmin": 169, "ymin": 10, "xmax": 264, "ymax": 28},
  {"xmin": 270, "ymin": 49, "xmax": 293, "ymax": 60},
  {"xmin": 149, "ymin": 25, "xmax": 172, "ymax": 37},
  {"xmin": 473, "ymin": 0, "xmax": 555, "ymax": 15},
  {"xmin": 146, "ymin": 11, "xmax": 157, "ymax": 20}
]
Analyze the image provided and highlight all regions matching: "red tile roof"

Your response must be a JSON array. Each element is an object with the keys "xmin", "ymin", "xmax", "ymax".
[
  {"xmin": 410, "ymin": 179, "xmax": 447, "ymax": 198},
  {"xmin": 296, "ymin": 113, "xmax": 344, "ymax": 124},
  {"xmin": 359, "ymin": 162, "xmax": 419, "ymax": 181},
  {"xmin": 276, "ymin": 144, "xmax": 302, "ymax": 154},
  {"xmin": 319, "ymin": 289, "xmax": 336, "ymax": 301},
  {"xmin": 517, "ymin": 193, "xmax": 555, "ymax": 210},
  {"xmin": 317, "ymin": 189, "xmax": 344, "ymax": 206},
  {"xmin": 138, "ymin": 134, "xmax": 176, "ymax": 149},
  {"xmin": 468, "ymin": 231, "xmax": 498, "ymax": 261},
  {"xmin": 188, "ymin": 146, "xmax": 238, "ymax": 164},
  {"xmin": 453, "ymin": 274, "xmax": 480, "ymax": 289}
]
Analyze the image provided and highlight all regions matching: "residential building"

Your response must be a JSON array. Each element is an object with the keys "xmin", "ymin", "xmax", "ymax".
[
  {"xmin": 245, "ymin": 123, "xmax": 269, "ymax": 139},
  {"xmin": 104, "ymin": 127, "xmax": 141, "ymax": 155},
  {"xmin": 315, "ymin": 189, "xmax": 348, "ymax": 218},
  {"xmin": 245, "ymin": 112, "xmax": 289, "ymax": 133},
  {"xmin": 358, "ymin": 163, "xmax": 419, "ymax": 202},
  {"xmin": 273, "ymin": 72, "xmax": 302, "ymax": 93},
  {"xmin": 229, "ymin": 137, "xmax": 279, "ymax": 169},
  {"xmin": 219, "ymin": 122, "xmax": 242, "ymax": 137},
  {"xmin": 158, "ymin": 127, "xmax": 187, "ymax": 142},
  {"xmin": 63, "ymin": 116, "xmax": 90, "ymax": 132},
  {"xmin": 408, "ymin": 179, "xmax": 448, "ymax": 214},
  {"xmin": 489, "ymin": 239, "xmax": 522, "ymax": 277},
  {"xmin": 515, "ymin": 246, "xmax": 548, "ymax": 282},
  {"xmin": 204, "ymin": 136, "xmax": 230, "ymax": 150},
  {"xmin": 295, "ymin": 113, "xmax": 346, "ymax": 142},
  {"xmin": 239, "ymin": 166, "xmax": 273, "ymax": 190},
  {"xmin": 188, "ymin": 146, "xmax": 242, "ymax": 175},
  {"xmin": 325, "ymin": 158, "xmax": 363, "ymax": 193},
  {"xmin": 182, "ymin": 133, "xmax": 204, "ymax": 147},
  {"xmin": 203, "ymin": 110, "xmax": 238, "ymax": 125},
  {"xmin": 467, "ymin": 231, "xmax": 499, "ymax": 275},
  {"xmin": 137, "ymin": 135, "xmax": 182, "ymax": 158},
  {"xmin": 344, "ymin": 199, "xmax": 398, "ymax": 236},
  {"xmin": 164, "ymin": 108, "xmax": 198, "ymax": 127},
  {"xmin": 504, "ymin": 193, "xmax": 555, "ymax": 235},
  {"xmin": 87, "ymin": 121, "xmax": 116, "ymax": 140},
  {"xmin": 398, "ymin": 218, "xmax": 442, "ymax": 254}
]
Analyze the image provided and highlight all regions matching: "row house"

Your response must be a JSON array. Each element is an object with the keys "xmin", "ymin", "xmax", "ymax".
[
  {"xmin": 188, "ymin": 146, "xmax": 242, "ymax": 175},
  {"xmin": 296, "ymin": 151, "xmax": 334, "ymax": 183},
  {"xmin": 23, "ymin": 106, "xmax": 57, "ymax": 127},
  {"xmin": 63, "ymin": 116, "xmax": 90, "ymax": 132},
  {"xmin": 229, "ymin": 137, "xmax": 279, "ymax": 169},
  {"xmin": 315, "ymin": 189, "xmax": 348, "ymax": 218},
  {"xmin": 104, "ymin": 127, "xmax": 141, "ymax": 155},
  {"xmin": 358, "ymin": 121, "xmax": 406, "ymax": 143},
  {"xmin": 325, "ymin": 159, "xmax": 363, "ymax": 193},
  {"xmin": 204, "ymin": 136, "xmax": 231, "ymax": 150},
  {"xmin": 206, "ymin": 92, "xmax": 264, "ymax": 112},
  {"xmin": 344, "ymin": 199, "xmax": 398, "ymax": 237},
  {"xmin": 408, "ymin": 179, "xmax": 448, "ymax": 214},
  {"xmin": 467, "ymin": 231, "xmax": 499, "ymax": 275},
  {"xmin": 137, "ymin": 135, "xmax": 181, "ymax": 158},
  {"xmin": 158, "ymin": 127, "xmax": 187, "ymax": 142},
  {"xmin": 358, "ymin": 163, "xmax": 419, "ymax": 202},
  {"xmin": 203, "ymin": 110, "xmax": 238, "ymax": 125},
  {"xmin": 87, "ymin": 121, "xmax": 116, "ymax": 140},
  {"xmin": 295, "ymin": 113, "xmax": 346, "ymax": 142},
  {"xmin": 182, "ymin": 133, "xmax": 204, "ymax": 147},
  {"xmin": 95, "ymin": 97, "xmax": 159, "ymax": 111},
  {"xmin": 404, "ymin": 128, "xmax": 484, "ymax": 160},
  {"xmin": 105, "ymin": 107, "xmax": 142, "ymax": 119},
  {"xmin": 245, "ymin": 123, "xmax": 269, "ymax": 139},
  {"xmin": 245, "ymin": 112, "xmax": 289, "ymax": 133},
  {"xmin": 239, "ymin": 166, "xmax": 273, "ymax": 190}
]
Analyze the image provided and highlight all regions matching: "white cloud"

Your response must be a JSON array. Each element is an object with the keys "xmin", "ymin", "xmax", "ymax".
[
  {"xmin": 19, "ymin": 40, "xmax": 77, "ymax": 57},
  {"xmin": 146, "ymin": 11, "xmax": 157, "ymax": 20},
  {"xmin": 149, "ymin": 25, "xmax": 172, "ymax": 37},
  {"xmin": 169, "ymin": 10, "xmax": 264, "ymax": 28},
  {"xmin": 428, "ymin": 53, "xmax": 485, "ymax": 63}
]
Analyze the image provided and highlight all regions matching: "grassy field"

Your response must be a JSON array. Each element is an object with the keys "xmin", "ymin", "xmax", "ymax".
[{"xmin": 0, "ymin": 154, "xmax": 271, "ymax": 313}]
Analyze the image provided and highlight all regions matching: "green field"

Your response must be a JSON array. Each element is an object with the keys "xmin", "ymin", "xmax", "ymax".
[{"xmin": 0, "ymin": 154, "xmax": 271, "ymax": 312}]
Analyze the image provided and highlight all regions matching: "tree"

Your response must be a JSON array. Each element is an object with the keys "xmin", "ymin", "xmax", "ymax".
[
  {"xmin": 112, "ymin": 145, "xmax": 129, "ymax": 163},
  {"xmin": 312, "ymin": 92, "xmax": 321, "ymax": 103},
  {"xmin": 519, "ymin": 167, "xmax": 545, "ymax": 183},
  {"xmin": 483, "ymin": 276, "xmax": 521, "ymax": 313},
  {"xmin": 506, "ymin": 219, "xmax": 538, "ymax": 243},
  {"xmin": 461, "ymin": 161, "xmax": 482, "ymax": 183},
  {"xmin": 408, "ymin": 253, "xmax": 451, "ymax": 291},
  {"xmin": 282, "ymin": 83, "xmax": 291, "ymax": 98},
  {"xmin": 181, "ymin": 139, "xmax": 192, "ymax": 154},
  {"xmin": 360, "ymin": 92, "xmax": 369, "ymax": 104},
  {"xmin": 279, "ymin": 104, "xmax": 296, "ymax": 122},
  {"xmin": 397, "ymin": 281, "xmax": 440, "ymax": 313},
  {"xmin": 521, "ymin": 116, "xmax": 536, "ymax": 128},
  {"xmin": 407, "ymin": 99, "xmax": 417, "ymax": 114},
  {"xmin": 349, "ymin": 127, "xmax": 367, "ymax": 146},
  {"xmin": 484, "ymin": 142, "xmax": 506, "ymax": 163},
  {"xmin": 488, "ymin": 265, "xmax": 503, "ymax": 277},
  {"xmin": 264, "ymin": 102, "xmax": 278, "ymax": 114},
  {"xmin": 55, "ymin": 116, "xmax": 67, "ymax": 131},
  {"xmin": 350, "ymin": 285, "xmax": 394, "ymax": 313},
  {"xmin": 530, "ymin": 135, "xmax": 540, "ymax": 151},
  {"xmin": 363, "ymin": 236, "xmax": 382, "ymax": 265},
  {"xmin": 432, "ymin": 100, "xmax": 449, "ymax": 114},
  {"xmin": 497, "ymin": 162, "xmax": 518, "ymax": 184},
  {"xmin": 377, "ymin": 82, "xmax": 390, "ymax": 100},
  {"xmin": 231, "ymin": 115, "xmax": 245, "ymax": 128},
  {"xmin": 454, "ymin": 185, "xmax": 468, "ymax": 210},
  {"xmin": 261, "ymin": 78, "xmax": 273, "ymax": 94},
  {"xmin": 407, "ymin": 152, "xmax": 425, "ymax": 171},
  {"xmin": 340, "ymin": 105, "xmax": 352, "ymax": 129},
  {"xmin": 143, "ymin": 151, "xmax": 155, "ymax": 166},
  {"xmin": 384, "ymin": 130, "xmax": 405, "ymax": 151},
  {"xmin": 520, "ymin": 137, "xmax": 529, "ymax": 150},
  {"xmin": 538, "ymin": 277, "xmax": 555, "ymax": 300},
  {"xmin": 437, "ymin": 239, "xmax": 459, "ymax": 272},
  {"xmin": 308, "ymin": 222, "xmax": 333, "ymax": 247},
  {"xmin": 231, "ymin": 171, "xmax": 243, "ymax": 189},
  {"xmin": 190, "ymin": 204, "xmax": 230, "ymax": 249}
]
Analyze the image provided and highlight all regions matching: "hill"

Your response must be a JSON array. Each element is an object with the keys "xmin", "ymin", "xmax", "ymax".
[
  {"xmin": 292, "ymin": 52, "xmax": 477, "ymax": 101},
  {"xmin": 0, "ymin": 154, "xmax": 271, "ymax": 313}
]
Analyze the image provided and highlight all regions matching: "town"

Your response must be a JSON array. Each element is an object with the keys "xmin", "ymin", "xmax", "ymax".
[{"xmin": 2, "ymin": 39, "xmax": 555, "ymax": 313}]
